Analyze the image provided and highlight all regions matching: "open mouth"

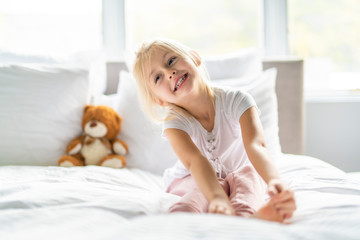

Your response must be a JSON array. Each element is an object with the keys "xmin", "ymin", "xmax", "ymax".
[{"xmin": 174, "ymin": 73, "xmax": 188, "ymax": 92}]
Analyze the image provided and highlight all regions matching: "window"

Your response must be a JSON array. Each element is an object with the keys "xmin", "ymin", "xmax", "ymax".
[
  {"xmin": 126, "ymin": 0, "xmax": 260, "ymax": 56},
  {"xmin": 288, "ymin": 0, "xmax": 360, "ymax": 91},
  {"xmin": 2, "ymin": 0, "xmax": 359, "ymax": 93},
  {"xmin": 0, "ymin": 0, "xmax": 102, "ymax": 58}
]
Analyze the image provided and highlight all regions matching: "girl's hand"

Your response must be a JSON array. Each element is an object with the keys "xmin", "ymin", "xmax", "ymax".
[
  {"xmin": 268, "ymin": 179, "xmax": 297, "ymax": 220},
  {"xmin": 208, "ymin": 197, "xmax": 235, "ymax": 216}
]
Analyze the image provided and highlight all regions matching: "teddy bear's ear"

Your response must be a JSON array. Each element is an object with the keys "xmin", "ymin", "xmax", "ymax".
[
  {"xmin": 116, "ymin": 115, "xmax": 122, "ymax": 125},
  {"xmin": 83, "ymin": 105, "xmax": 94, "ymax": 113}
]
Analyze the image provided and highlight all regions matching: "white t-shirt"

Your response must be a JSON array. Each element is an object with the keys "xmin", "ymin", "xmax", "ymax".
[{"xmin": 162, "ymin": 86, "xmax": 259, "ymax": 191}]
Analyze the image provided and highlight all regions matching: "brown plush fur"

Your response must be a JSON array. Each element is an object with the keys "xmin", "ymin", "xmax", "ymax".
[
  {"xmin": 82, "ymin": 105, "xmax": 122, "ymax": 140},
  {"xmin": 58, "ymin": 105, "xmax": 128, "ymax": 168}
]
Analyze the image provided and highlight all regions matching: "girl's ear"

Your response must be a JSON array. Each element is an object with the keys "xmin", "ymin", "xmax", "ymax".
[
  {"xmin": 155, "ymin": 97, "xmax": 169, "ymax": 107},
  {"xmin": 190, "ymin": 50, "xmax": 202, "ymax": 67},
  {"xmin": 159, "ymin": 100, "xmax": 169, "ymax": 107}
]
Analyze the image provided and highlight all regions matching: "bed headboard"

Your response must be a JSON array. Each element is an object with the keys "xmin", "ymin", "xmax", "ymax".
[
  {"xmin": 263, "ymin": 58, "xmax": 304, "ymax": 155},
  {"xmin": 105, "ymin": 58, "xmax": 304, "ymax": 155}
]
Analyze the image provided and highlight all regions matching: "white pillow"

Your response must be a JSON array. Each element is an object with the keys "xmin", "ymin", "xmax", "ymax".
[
  {"xmin": 0, "ymin": 49, "xmax": 107, "ymax": 96},
  {"xmin": 90, "ymin": 93, "xmax": 120, "ymax": 110},
  {"xmin": 116, "ymin": 71, "xmax": 177, "ymax": 175},
  {"xmin": 203, "ymin": 47, "xmax": 262, "ymax": 80},
  {"xmin": 0, "ymin": 50, "xmax": 58, "ymax": 64},
  {"xmin": 212, "ymin": 68, "xmax": 282, "ymax": 156},
  {"xmin": 0, "ymin": 64, "xmax": 90, "ymax": 166}
]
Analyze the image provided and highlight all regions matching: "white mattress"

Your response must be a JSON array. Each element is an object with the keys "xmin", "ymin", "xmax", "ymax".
[{"xmin": 0, "ymin": 154, "xmax": 359, "ymax": 240}]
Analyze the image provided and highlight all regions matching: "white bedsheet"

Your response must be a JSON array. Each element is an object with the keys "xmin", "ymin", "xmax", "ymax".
[{"xmin": 0, "ymin": 154, "xmax": 359, "ymax": 240}]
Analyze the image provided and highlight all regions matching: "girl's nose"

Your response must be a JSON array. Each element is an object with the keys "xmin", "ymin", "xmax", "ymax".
[{"xmin": 169, "ymin": 71, "xmax": 176, "ymax": 79}]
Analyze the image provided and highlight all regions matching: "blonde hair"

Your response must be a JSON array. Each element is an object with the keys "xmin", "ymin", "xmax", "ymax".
[{"xmin": 132, "ymin": 39, "xmax": 214, "ymax": 122}]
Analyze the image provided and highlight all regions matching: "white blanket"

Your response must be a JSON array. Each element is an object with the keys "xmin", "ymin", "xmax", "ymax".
[{"xmin": 0, "ymin": 154, "xmax": 360, "ymax": 240}]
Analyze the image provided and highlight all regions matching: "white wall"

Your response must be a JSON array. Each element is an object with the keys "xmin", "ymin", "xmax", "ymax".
[{"xmin": 305, "ymin": 98, "xmax": 360, "ymax": 172}]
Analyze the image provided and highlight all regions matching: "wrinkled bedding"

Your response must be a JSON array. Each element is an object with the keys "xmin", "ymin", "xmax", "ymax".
[{"xmin": 0, "ymin": 154, "xmax": 359, "ymax": 240}]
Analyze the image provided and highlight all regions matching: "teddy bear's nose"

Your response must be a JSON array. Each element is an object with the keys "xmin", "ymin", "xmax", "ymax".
[{"xmin": 90, "ymin": 121, "xmax": 97, "ymax": 128}]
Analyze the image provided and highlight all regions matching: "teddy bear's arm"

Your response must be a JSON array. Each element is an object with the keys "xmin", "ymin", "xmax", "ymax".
[
  {"xmin": 66, "ymin": 136, "xmax": 84, "ymax": 155},
  {"xmin": 112, "ymin": 139, "xmax": 128, "ymax": 156}
]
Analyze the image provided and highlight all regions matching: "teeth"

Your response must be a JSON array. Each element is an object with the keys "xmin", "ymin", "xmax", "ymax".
[
  {"xmin": 176, "ymin": 76, "xmax": 185, "ymax": 88},
  {"xmin": 175, "ymin": 74, "xmax": 186, "ymax": 91}
]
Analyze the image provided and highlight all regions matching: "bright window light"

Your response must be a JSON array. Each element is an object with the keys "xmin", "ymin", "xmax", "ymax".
[
  {"xmin": 288, "ymin": 0, "xmax": 360, "ymax": 91},
  {"xmin": 126, "ymin": 0, "xmax": 260, "ymax": 56},
  {"xmin": 0, "ymin": 0, "xmax": 102, "ymax": 58}
]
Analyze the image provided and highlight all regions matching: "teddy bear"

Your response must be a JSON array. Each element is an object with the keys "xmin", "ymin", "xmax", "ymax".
[{"xmin": 58, "ymin": 105, "xmax": 128, "ymax": 168}]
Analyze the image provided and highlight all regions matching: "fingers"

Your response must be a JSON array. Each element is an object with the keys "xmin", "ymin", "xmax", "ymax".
[
  {"xmin": 274, "ymin": 199, "xmax": 297, "ymax": 219},
  {"xmin": 268, "ymin": 179, "xmax": 284, "ymax": 197},
  {"xmin": 211, "ymin": 206, "xmax": 232, "ymax": 215},
  {"xmin": 272, "ymin": 189, "xmax": 295, "ymax": 204},
  {"xmin": 268, "ymin": 185, "xmax": 279, "ymax": 197},
  {"xmin": 268, "ymin": 181, "xmax": 296, "ymax": 220},
  {"xmin": 208, "ymin": 201, "xmax": 234, "ymax": 216},
  {"xmin": 209, "ymin": 204, "xmax": 232, "ymax": 215},
  {"xmin": 275, "ymin": 183, "xmax": 284, "ymax": 193},
  {"xmin": 271, "ymin": 190, "xmax": 297, "ymax": 220}
]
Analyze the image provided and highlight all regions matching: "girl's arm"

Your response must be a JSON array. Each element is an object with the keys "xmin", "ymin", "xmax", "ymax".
[
  {"xmin": 239, "ymin": 106, "xmax": 280, "ymax": 183},
  {"xmin": 240, "ymin": 106, "xmax": 296, "ymax": 219},
  {"xmin": 164, "ymin": 128, "xmax": 234, "ymax": 215}
]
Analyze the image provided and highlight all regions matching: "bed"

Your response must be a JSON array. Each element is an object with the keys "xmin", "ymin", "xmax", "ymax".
[{"xmin": 1, "ymin": 49, "xmax": 360, "ymax": 240}]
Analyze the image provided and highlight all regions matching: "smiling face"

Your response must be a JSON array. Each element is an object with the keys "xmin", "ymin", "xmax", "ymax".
[
  {"xmin": 145, "ymin": 47, "xmax": 202, "ymax": 107},
  {"xmin": 133, "ymin": 39, "xmax": 214, "ymax": 121}
]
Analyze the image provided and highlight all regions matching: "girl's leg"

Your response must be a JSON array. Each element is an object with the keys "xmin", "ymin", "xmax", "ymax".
[
  {"xmin": 167, "ymin": 175, "xmax": 208, "ymax": 213},
  {"xmin": 227, "ymin": 165, "xmax": 283, "ymax": 222},
  {"xmin": 226, "ymin": 165, "xmax": 267, "ymax": 217}
]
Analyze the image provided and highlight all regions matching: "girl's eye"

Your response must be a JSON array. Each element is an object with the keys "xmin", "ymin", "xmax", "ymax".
[{"xmin": 168, "ymin": 57, "xmax": 176, "ymax": 66}]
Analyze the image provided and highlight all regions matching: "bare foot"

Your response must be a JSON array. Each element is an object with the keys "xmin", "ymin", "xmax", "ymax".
[{"xmin": 251, "ymin": 200, "xmax": 283, "ymax": 223}]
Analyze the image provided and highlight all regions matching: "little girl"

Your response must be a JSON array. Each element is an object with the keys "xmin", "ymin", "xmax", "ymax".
[{"xmin": 132, "ymin": 39, "xmax": 296, "ymax": 222}]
